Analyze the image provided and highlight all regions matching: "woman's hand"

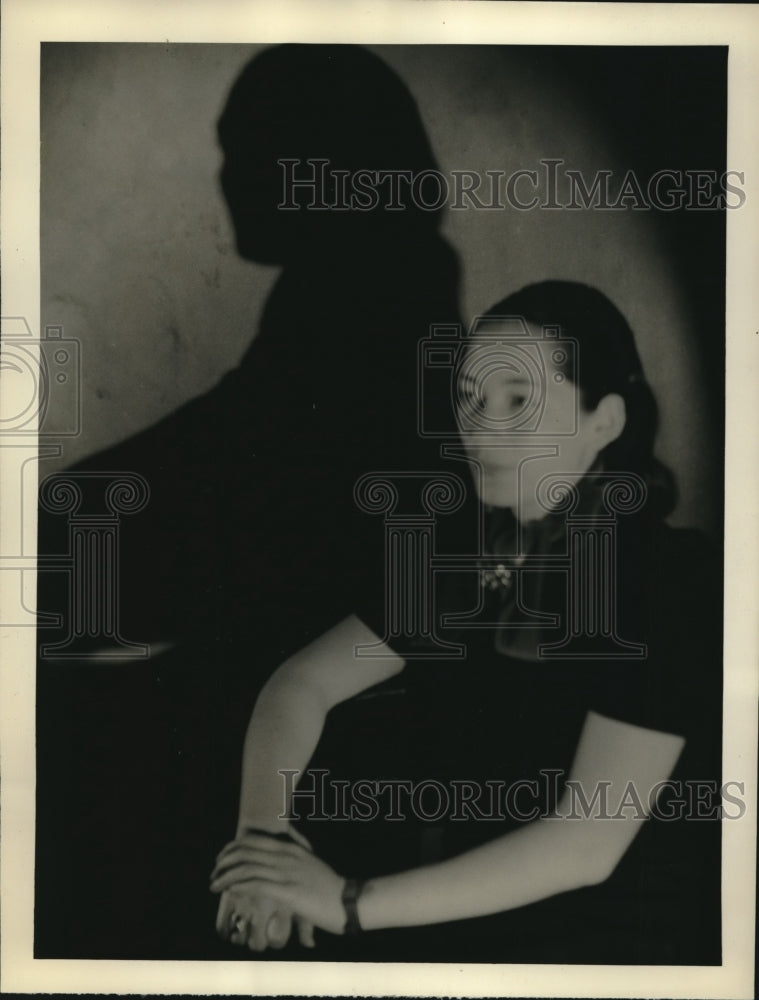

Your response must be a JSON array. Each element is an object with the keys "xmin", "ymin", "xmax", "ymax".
[
  {"xmin": 213, "ymin": 828, "xmax": 317, "ymax": 951},
  {"xmin": 216, "ymin": 886, "xmax": 315, "ymax": 951},
  {"xmin": 210, "ymin": 832, "xmax": 347, "ymax": 935}
]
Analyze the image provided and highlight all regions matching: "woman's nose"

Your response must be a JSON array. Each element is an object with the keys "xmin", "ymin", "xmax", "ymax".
[
  {"xmin": 480, "ymin": 381, "xmax": 512, "ymax": 422},
  {"xmin": 484, "ymin": 392, "xmax": 505, "ymax": 421}
]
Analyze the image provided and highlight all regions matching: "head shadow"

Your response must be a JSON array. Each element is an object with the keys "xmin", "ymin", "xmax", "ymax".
[{"xmin": 217, "ymin": 44, "xmax": 444, "ymax": 265}]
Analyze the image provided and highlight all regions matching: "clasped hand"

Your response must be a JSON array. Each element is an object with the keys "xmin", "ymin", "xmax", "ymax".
[{"xmin": 210, "ymin": 830, "xmax": 346, "ymax": 951}]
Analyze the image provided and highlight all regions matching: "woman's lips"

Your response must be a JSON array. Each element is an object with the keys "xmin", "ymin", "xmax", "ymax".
[{"xmin": 464, "ymin": 443, "xmax": 521, "ymax": 470}]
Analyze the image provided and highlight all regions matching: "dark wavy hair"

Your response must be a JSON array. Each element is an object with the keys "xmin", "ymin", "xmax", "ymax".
[{"xmin": 483, "ymin": 281, "xmax": 678, "ymax": 518}]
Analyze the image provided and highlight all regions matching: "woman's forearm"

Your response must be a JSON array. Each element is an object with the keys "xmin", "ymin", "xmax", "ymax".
[
  {"xmin": 236, "ymin": 680, "xmax": 327, "ymax": 835},
  {"xmin": 356, "ymin": 712, "xmax": 683, "ymax": 931},
  {"xmin": 357, "ymin": 815, "xmax": 605, "ymax": 930},
  {"xmin": 235, "ymin": 616, "xmax": 404, "ymax": 837}
]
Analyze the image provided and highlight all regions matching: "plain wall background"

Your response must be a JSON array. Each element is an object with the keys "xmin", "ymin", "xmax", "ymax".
[{"xmin": 40, "ymin": 43, "xmax": 725, "ymax": 533}]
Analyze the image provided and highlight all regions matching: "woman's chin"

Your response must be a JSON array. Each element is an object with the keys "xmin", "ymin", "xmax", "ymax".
[
  {"xmin": 473, "ymin": 471, "xmax": 549, "ymax": 522},
  {"xmin": 473, "ymin": 470, "xmax": 518, "ymax": 509}
]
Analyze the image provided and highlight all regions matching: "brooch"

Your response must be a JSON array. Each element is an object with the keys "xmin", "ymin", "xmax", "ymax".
[{"xmin": 479, "ymin": 562, "xmax": 513, "ymax": 592}]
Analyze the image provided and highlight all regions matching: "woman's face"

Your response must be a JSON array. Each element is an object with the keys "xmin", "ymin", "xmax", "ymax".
[{"xmin": 456, "ymin": 324, "xmax": 617, "ymax": 520}]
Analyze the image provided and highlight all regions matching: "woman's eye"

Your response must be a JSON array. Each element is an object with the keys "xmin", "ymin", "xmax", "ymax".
[{"xmin": 459, "ymin": 383, "xmax": 481, "ymax": 406}]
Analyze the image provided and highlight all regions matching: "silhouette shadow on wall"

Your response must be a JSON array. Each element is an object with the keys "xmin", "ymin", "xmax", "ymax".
[{"xmin": 35, "ymin": 44, "xmax": 462, "ymax": 959}]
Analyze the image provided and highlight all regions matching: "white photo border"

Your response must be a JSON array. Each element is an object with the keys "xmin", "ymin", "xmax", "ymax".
[{"xmin": 1, "ymin": 1, "xmax": 757, "ymax": 997}]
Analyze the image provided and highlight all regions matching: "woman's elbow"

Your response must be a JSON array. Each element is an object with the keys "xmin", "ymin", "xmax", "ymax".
[
  {"xmin": 257, "ymin": 659, "xmax": 329, "ymax": 713},
  {"xmin": 580, "ymin": 853, "xmax": 618, "ymax": 888},
  {"xmin": 546, "ymin": 796, "xmax": 638, "ymax": 890},
  {"xmin": 568, "ymin": 828, "xmax": 628, "ymax": 889}
]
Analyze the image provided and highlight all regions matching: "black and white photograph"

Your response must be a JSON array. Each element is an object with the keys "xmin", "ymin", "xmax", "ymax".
[{"xmin": 1, "ymin": 1, "xmax": 757, "ymax": 997}]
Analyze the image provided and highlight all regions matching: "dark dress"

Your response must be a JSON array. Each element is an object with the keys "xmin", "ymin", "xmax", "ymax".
[{"xmin": 302, "ymin": 494, "xmax": 723, "ymax": 965}]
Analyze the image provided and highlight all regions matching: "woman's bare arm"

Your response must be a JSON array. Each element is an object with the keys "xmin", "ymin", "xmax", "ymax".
[
  {"xmin": 213, "ymin": 711, "xmax": 685, "ymax": 935},
  {"xmin": 356, "ymin": 711, "xmax": 685, "ymax": 928},
  {"xmin": 215, "ymin": 614, "xmax": 404, "ymax": 948},
  {"xmin": 235, "ymin": 614, "xmax": 405, "ymax": 836}
]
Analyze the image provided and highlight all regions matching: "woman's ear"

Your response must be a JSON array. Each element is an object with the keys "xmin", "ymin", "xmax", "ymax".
[{"xmin": 591, "ymin": 393, "xmax": 626, "ymax": 449}]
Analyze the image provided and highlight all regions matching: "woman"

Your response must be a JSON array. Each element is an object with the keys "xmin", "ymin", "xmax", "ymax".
[{"xmin": 210, "ymin": 282, "xmax": 722, "ymax": 964}]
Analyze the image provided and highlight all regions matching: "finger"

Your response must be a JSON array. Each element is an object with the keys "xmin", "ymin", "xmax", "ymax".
[
  {"xmin": 246, "ymin": 915, "xmax": 270, "ymax": 953},
  {"xmin": 226, "ymin": 892, "xmax": 279, "ymax": 948},
  {"xmin": 215, "ymin": 892, "xmax": 236, "ymax": 939},
  {"xmin": 226, "ymin": 878, "xmax": 294, "ymax": 910},
  {"xmin": 296, "ymin": 916, "xmax": 316, "ymax": 949},
  {"xmin": 216, "ymin": 835, "xmax": 300, "ymax": 863},
  {"xmin": 211, "ymin": 863, "xmax": 291, "ymax": 894},
  {"xmin": 212, "ymin": 848, "xmax": 294, "ymax": 880},
  {"xmin": 287, "ymin": 827, "xmax": 313, "ymax": 852},
  {"xmin": 211, "ymin": 847, "xmax": 293, "ymax": 881},
  {"xmin": 210, "ymin": 847, "xmax": 296, "ymax": 878},
  {"xmin": 228, "ymin": 888, "xmax": 276, "ymax": 921},
  {"xmin": 230, "ymin": 914, "xmax": 250, "ymax": 946},
  {"xmin": 265, "ymin": 910, "xmax": 292, "ymax": 950}
]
